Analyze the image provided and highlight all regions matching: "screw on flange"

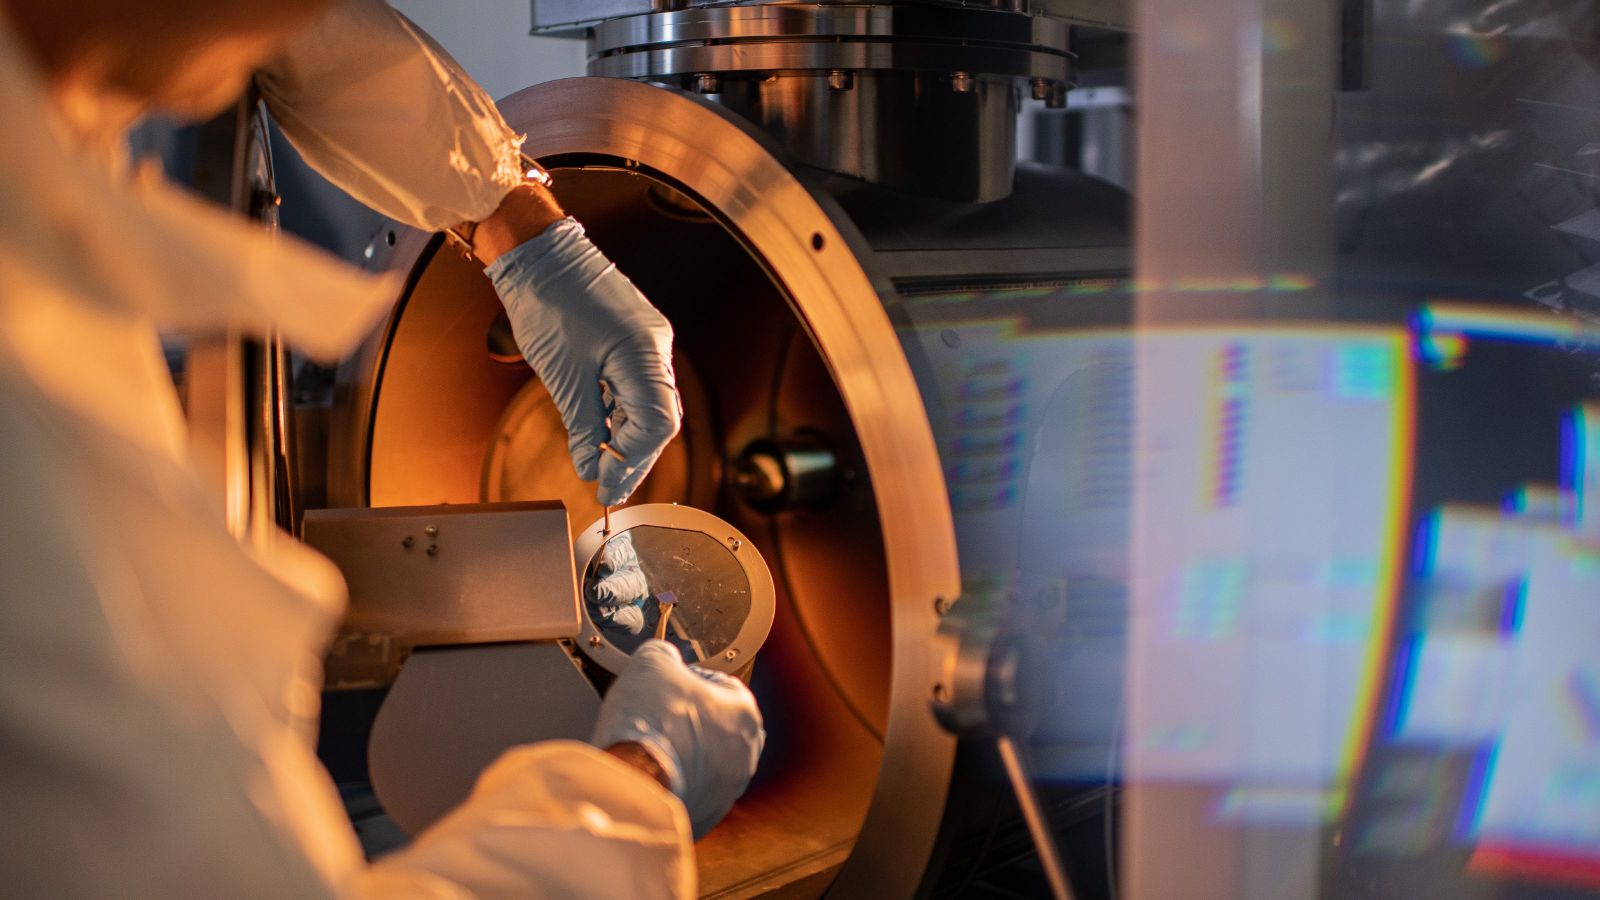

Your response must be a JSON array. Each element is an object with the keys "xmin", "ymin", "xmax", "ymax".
[
  {"xmin": 588, "ymin": 635, "xmax": 603, "ymax": 647},
  {"xmin": 827, "ymin": 69, "xmax": 855, "ymax": 91},
  {"xmin": 934, "ymin": 596, "xmax": 953, "ymax": 616},
  {"xmin": 727, "ymin": 537, "xmax": 742, "ymax": 551},
  {"xmin": 426, "ymin": 545, "xmax": 438, "ymax": 557},
  {"xmin": 725, "ymin": 649, "xmax": 739, "ymax": 661},
  {"xmin": 691, "ymin": 73, "xmax": 722, "ymax": 94},
  {"xmin": 950, "ymin": 71, "xmax": 974, "ymax": 93},
  {"xmin": 401, "ymin": 535, "xmax": 414, "ymax": 549},
  {"xmin": 1030, "ymin": 77, "xmax": 1068, "ymax": 108},
  {"xmin": 424, "ymin": 524, "xmax": 438, "ymax": 536}
]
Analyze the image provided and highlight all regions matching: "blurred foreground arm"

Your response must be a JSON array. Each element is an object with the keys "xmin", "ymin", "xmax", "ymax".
[{"xmin": 364, "ymin": 742, "xmax": 694, "ymax": 899}]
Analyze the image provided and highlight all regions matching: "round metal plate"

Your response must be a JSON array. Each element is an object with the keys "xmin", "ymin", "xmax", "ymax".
[
  {"xmin": 573, "ymin": 503, "xmax": 775, "ymax": 676},
  {"xmin": 590, "ymin": 40, "xmax": 1070, "ymax": 80},
  {"xmin": 591, "ymin": 5, "xmax": 1071, "ymax": 55}
]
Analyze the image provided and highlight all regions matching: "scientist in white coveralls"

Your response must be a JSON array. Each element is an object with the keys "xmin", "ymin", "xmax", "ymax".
[{"xmin": 0, "ymin": 0, "xmax": 763, "ymax": 896}]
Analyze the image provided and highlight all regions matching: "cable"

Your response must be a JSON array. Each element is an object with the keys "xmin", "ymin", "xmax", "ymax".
[{"xmin": 1104, "ymin": 690, "xmax": 1125, "ymax": 900}]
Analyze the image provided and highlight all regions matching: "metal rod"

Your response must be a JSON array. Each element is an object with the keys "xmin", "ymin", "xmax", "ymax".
[
  {"xmin": 599, "ymin": 442, "xmax": 625, "ymax": 536},
  {"xmin": 996, "ymin": 735, "xmax": 1075, "ymax": 900},
  {"xmin": 654, "ymin": 597, "xmax": 676, "ymax": 640}
]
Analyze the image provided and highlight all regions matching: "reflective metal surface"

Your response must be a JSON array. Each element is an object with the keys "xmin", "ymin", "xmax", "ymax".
[
  {"xmin": 542, "ymin": 1, "xmax": 1079, "ymax": 200},
  {"xmin": 732, "ymin": 433, "xmax": 839, "ymax": 513},
  {"xmin": 593, "ymin": 36, "xmax": 1064, "ymax": 83},
  {"xmin": 573, "ymin": 503, "xmax": 775, "ymax": 676},
  {"xmin": 589, "ymin": 5, "xmax": 1070, "ymax": 66},
  {"xmin": 714, "ymin": 71, "xmax": 1022, "ymax": 203},
  {"xmin": 532, "ymin": 0, "xmax": 1129, "ymax": 35},
  {"xmin": 302, "ymin": 502, "xmax": 580, "ymax": 688}
]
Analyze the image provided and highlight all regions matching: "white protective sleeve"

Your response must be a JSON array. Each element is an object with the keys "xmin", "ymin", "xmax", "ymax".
[
  {"xmin": 256, "ymin": 0, "xmax": 526, "ymax": 232},
  {"xmin": 0, "ymin": 370, "xmax": 694, "ymax": 900},
  {"xmin": 363, "ymin": 742, "xmax": 696, "ymax": 900}
]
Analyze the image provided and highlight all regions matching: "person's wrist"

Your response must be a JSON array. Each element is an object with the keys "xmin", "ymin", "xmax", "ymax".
[
  {"xmin": 468, "ymin": 182, "xmax": 566, "ymax": 265},
  {"xmin": 604, "ymin": 741, "xmax": 672, "ymax": 792}
]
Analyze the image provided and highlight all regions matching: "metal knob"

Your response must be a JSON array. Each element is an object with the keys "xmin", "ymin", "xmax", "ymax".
[
  {"xmin": 1031, "ymin": 77, "xmax": 1069, "ymax": 109},
  {"xmin": 731, "ymin": 434, "xmax": 838, "ymax": 513}
]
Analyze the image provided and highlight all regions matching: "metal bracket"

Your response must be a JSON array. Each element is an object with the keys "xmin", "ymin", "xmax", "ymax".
[
  {"xmin": 304, "ymin": 501, "xmax": 581, "ymax": 688},
  {"xmin": 931, "ymin": 593, "xmax": 1077, "ymax": 900}
]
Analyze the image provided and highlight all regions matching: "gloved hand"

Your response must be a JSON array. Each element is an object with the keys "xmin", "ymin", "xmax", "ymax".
[
  {"xmin": 602, "ymin": 603, "xmax": 646, "ymax": 635},
  {"xmin": 486, "ymin": 218, "xmax": 680, "ymax": 506},
  {"xmin": 591, "ymin": 640, "xmax": 765, "ymax": 839},
  {"xmin": 591, "ymin": 532, "xmax": 650, "ymax": 606},
  {"xmin": 591, "ymin": 532, "xmax": 651, "ymax": 634}
]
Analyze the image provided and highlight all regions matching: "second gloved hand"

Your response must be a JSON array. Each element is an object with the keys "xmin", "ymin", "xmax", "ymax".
[
  {"xmin": 487, "ymin": 218, "xmax": 681, "ymax": 506},
  {"xmin": 592, "ymin": 640, "xmax": 765, "ymax": 839}
]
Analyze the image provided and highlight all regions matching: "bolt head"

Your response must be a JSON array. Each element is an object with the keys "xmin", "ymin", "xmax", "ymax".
[
  {"xmin": 727, "ymin": 537, "xmax": 742, "ymax": 551},
  {"xmin": 725, "ymin": 649, "xmax": 739, "ymax": 661},
  {"xmin": 826, "ymin": 69, "xmax": 855, "ymax": 91},
  {"xmin": 934, "ymin": 596, "xmax": 952, "ymax": 616},
  {"xmin": 950, "ymin": 71, "xmax": 974, "ymax": 93},
  {"xmin": 588, "ymin": 635, "xmax": 603, "ymax": 647},
  {"xmin": 424, "ymin": 524, "xmax": 438, "ymax": 536}
]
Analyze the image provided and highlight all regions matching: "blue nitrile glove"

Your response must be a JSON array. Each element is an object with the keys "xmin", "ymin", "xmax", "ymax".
[
  {"xmin": 486, "ymin": 218, "xmax": 681, "ymax": 506},
  {"xmin": 592, "ymin": 532, "xmax": 650, "ymax": 604},
  {"xmin": 592, "ymin": 531, "xmax": 651, "ymax": 634},
  {"xmin": 591, "ymin": 640, "xmax": 765, "ymax": 839}
]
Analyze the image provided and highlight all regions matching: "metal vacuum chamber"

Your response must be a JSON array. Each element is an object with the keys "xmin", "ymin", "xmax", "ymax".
[{"xmin": 317, "ymin": 4, "xmax": 1131, "ymax": 897}]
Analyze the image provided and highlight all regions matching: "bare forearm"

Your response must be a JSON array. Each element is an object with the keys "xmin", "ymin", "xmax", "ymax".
[
  {"xmin": 466, "ymin": 182, "xmax": 566, "ymax": 265},
  {"xmin": 604, "ymin": 741, "xmax": 672, "ymax": 792}
]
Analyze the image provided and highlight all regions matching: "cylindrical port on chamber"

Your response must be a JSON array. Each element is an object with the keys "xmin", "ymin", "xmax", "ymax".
[{"xmin": 732, "ymin": 434, "xmax": 838, "ymax": 513}]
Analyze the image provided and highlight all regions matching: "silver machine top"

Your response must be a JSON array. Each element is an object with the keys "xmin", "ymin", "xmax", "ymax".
[{"xmin": 531, "ymin": 0, "xmax": 1127, "ymax": 202}]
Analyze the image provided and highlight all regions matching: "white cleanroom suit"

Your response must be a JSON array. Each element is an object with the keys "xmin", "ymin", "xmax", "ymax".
[{"xmin": 0, "ymin": 0, "xmax": 748, "ymax": 896}]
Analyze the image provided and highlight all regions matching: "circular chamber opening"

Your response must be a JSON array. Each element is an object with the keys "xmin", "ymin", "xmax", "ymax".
[{"xmin": 357, "ymin": 160, "xmax": 895, "ymax": 894}]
